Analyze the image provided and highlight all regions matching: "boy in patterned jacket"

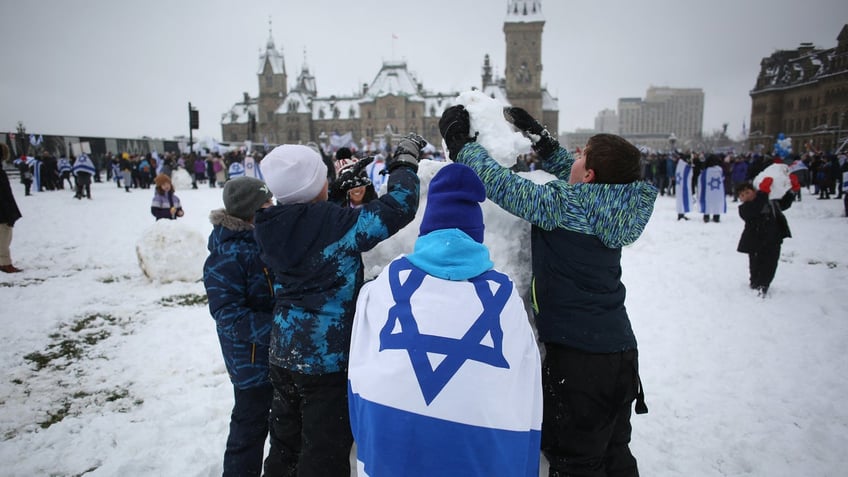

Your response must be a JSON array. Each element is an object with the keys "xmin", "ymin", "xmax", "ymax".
[
  {"xmin": 440, "ymin": 105, "xmax": 657, "ymax": 477},
  {"xmin": 203, "ymin": 176, "xmax": 277, "ymax": 476},
  {"xmin": 253, "ymin": 136, "xmax": 423, "ymax": 477}
]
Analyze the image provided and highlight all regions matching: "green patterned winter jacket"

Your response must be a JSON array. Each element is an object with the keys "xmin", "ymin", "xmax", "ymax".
[{"xmin": 453, "ymin": 142, "xmax": 658, "ymax": 352}]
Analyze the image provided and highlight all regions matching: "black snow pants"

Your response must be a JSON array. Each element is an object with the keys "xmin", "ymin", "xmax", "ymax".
[{"xmin": 541, "ymin": 344, "xmax": 645, "ymax": 477}]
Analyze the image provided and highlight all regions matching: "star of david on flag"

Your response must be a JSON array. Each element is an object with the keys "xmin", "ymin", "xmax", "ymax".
[
  {"xmin": 379, "ymin": 259, "xmax": 510, "ymax": 405},
  {"xmin": 708, "ymin": 176, "xmax": 723, "ymax": 191}
]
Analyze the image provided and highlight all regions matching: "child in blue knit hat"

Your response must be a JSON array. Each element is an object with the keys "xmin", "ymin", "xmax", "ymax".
[{"xmin": 348, "ymin": 163, "xmax": 543, "ymax": 477}]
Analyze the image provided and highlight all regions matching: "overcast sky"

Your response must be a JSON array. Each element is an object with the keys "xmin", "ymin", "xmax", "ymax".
[{"xmin": 1, "ymin": 0, "xmax": 846, "ymax": 143}]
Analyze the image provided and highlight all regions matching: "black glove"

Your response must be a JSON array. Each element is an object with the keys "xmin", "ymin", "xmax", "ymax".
[
  {"xmin": 386, "ymin": 133, "xmax": 427, "ymax": 173},
  {"xmin": 503, "ymin": 106, "xmax": 559, "ymax": 156},
  {"xmin": 333, "ymin": 156, "xmax": 374, "ymax": 192},
  {"xmin": 439, "ymin": 105, "xmax": 476, "ymax": 160}
]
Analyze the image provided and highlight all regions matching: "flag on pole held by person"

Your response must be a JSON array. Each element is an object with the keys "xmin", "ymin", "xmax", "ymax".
[{"xmin": 676, "ymin": 159, "xmax": 693, "ymax": 214}]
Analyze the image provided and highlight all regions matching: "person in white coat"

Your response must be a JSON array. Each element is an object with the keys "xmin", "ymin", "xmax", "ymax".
[{"xmin": 348, "ymin": 163, "xmax": 543, "ymax": 477}]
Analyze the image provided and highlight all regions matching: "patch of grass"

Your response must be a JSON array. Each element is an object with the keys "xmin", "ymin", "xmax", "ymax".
[
  {"xmin": 23, "ymin": 314, "xmax": 118, "ymax": 371},
  {"xmin": 159, "ymin": 293, "xmax": 208, "ymax": 307},
  {"xmin": 39, "ymin": 401, "xmax": 71, "ymax": 429}
]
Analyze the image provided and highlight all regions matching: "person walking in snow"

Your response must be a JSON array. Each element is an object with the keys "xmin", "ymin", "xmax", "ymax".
[
  {"xmin": 439, "ymin": 104, "xmax": 655, "ymax": 477},
  {"xmin": 57, "ymin": 155, "xmax": 73, "ymax": 190},
  {"xmin": 203, "ymin": 176, "xmax": 277, "ymax": 477},
  {"xmin": 0, "ymin": 143, "xmax": 24, "ymax": 273},
  {"xmin": 72, "ymin": 153, "xmax": 96, "ymax": 199},
  {"xmin": 150, "ymin": 174, "xmax": 184, "ymax": 220},
  {"xmin": 736, "ymin": 180, "xmax": 796, "ymax": 297},
  {"xmin": 253, "ymin": 135, "xmax": 423, "ymax": 477},
  {"xmin": 347, "ymin": 163, "xmax": 543, "ymax": 477}
]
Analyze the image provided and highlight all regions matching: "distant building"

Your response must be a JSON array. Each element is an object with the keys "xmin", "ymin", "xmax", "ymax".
[
  {"xmin": 617, "ymin": 86, "xmax": 704, "ymax": 151},
  {"xmin": 561, "ymin": 129, "xmax": 597, "ymax": 151},
  {"xmin": 594, "ymin": 108, "xmax": 618, "ymax": 134},
  {"xmin": 221, "ymin": 0, "xmax": 558, "ymax": 151},
  {"xmin": 749, "ymin": 24, "xmax": 848, "ymax": 153}
]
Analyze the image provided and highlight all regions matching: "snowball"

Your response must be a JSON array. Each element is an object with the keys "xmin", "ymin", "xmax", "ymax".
[
  {"xmin": 171, "ymin": 168, "xmax": 194, "ymax": 191},
  {"xmin": 136, "ymin": 219, "xmax": 206, "ymax": 283},
  {"xmin": 456, "ymin": 90, "xmax": 533, "ymax": 167}
]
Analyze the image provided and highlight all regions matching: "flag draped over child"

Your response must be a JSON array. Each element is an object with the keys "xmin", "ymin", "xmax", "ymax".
[{"xmin": 348, "ymin": 257, "xmax": 542, "ymax": 477}]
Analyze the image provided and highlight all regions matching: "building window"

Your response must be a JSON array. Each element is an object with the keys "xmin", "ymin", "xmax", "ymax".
[
  {"xmin": 266, "ymin": 74, "xmax": 273, "ymax": 88},
  {"xmin": 387, "ymin": 108, "xmax": 396, "ymax": 118},
  {"xmin": 267, "ymin": 112, "xmax": 273, "ymax": 123}
]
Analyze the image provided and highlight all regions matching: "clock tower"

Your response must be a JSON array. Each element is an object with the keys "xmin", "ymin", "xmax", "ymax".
[{"xmin": 504, "ymin": 0, "xmax": 544, "ymax": 121}]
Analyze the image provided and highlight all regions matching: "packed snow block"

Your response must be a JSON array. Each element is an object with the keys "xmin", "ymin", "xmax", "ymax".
[
  {"xmin": 753, "ymin": 163, "xmax": 792, "ymax": 199},
  {"xmin": 362, "ymin": 164, "xmax": 554, "ymax": 306},
  {"xmin": 170, "ymin": 168, "xmax": 194, "ymax": 191},
  {"xmin": 457, "ymin": 90, "xmax": 533, "ymax": 166},
  {"xmin": 136, "ymin": 219, "xmax": 206, "ymax": 283}
]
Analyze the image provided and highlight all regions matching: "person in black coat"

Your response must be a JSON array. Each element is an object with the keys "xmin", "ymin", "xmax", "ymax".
[
  {"xmin": 735, "ymin": 181, "xmax": 795, "ymax": 296},
  {"xmin": 0, "ymin": 143, "xmax": 23, "ymax": 273}
]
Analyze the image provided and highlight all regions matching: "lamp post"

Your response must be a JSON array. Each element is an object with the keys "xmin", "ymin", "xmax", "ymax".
[{"xmin": 668, "ymin": 132, "xmax": 677, "ymax": 154}]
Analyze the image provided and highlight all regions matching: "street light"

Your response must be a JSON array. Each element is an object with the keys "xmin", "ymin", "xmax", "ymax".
[{"xmin": 668, "ymin": 132, "xmax": 677, "ymax": 153}]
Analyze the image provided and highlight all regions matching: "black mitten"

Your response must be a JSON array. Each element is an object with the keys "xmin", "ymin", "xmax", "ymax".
[
  {"xmin": 439, "ymin": 105, "xmax": 475, "ymax": 160},
  {"xmin": 503, "ymin": 106, "xmax": 559, "ymax": 156}
]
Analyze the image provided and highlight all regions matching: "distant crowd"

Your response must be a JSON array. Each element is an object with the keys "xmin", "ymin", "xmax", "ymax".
[{"xmin": 638, "ymin": 149, "xmax": 847, "ymax": 205}]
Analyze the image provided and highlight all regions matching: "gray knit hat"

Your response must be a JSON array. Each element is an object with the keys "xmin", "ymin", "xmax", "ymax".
[{"xmin": 223, "ymin": 177, "xmax": 273, "ymax": 220}]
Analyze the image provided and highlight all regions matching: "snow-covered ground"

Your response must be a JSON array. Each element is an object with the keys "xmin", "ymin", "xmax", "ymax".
[{"xmin": 1, "ymin": 169, "xmax": 846, "ymax": 476}]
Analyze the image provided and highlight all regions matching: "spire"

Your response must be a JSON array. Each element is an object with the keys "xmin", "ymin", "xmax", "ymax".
[
  {"xmin": 481, "ymin": 53, "xmax": 493, "ymax": 88},
  {"xmin": 505, "ymin": 0, "xmax": 544, "ymax": 23},
  {"xmin": 266, "ymin": 16, "xmax": 275, "ymax": 49}
]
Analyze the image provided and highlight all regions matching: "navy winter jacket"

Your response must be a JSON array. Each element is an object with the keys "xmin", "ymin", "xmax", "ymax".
[
  {"xmin": 203, "ymin": 209, "xmax": 275, "ymax": 389},
  {"xmin": 254, "ymin": 167, "xmax": 419, "ymax": 374},
  {"xmin": 453, "ymin": 142, "xmax": 657, "ymax": 353}
]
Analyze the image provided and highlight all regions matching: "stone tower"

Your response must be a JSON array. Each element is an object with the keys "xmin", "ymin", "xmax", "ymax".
[
  {"xmin": 504, "ymin": 0, "xmax": 544, "ymax": 121},
  {"xmin": 257, "ymin": 20, "xmax": 287, "ymax": 138}
]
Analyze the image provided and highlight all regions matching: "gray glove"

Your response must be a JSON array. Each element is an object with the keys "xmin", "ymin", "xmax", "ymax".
[{"xmin": 387, "ymin": 133, "xmax": 427, "ymax": 173}]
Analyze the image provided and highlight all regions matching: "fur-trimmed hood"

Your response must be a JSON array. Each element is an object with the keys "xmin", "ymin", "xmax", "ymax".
[
  {"xmin": 207, "ymin": 208, "xmax": 256, "ymax": 253},
  {"xmin": 208, "ymin": 208, "xmax": 254, "ymax": 232}
]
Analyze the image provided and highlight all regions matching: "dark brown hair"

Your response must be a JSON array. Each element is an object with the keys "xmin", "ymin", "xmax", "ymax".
[{"xmin": 584, "ymin": 133, "xmax": 641, "ymax": 184}]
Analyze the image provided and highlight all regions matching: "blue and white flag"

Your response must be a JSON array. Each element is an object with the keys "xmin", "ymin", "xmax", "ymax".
[
  {"xmin": 348, "ymin": 257, "xmax": 542, "ymax": 477},
  {"xmin": 228, "ymin": 161, "xmax": 245, "ymax": 179},
  {"xmin": 72, "ymin": 154, "xmax": 96, "ymax": 176},
  {"xmin": 699, "ymin": 165, "xmax": 726, "ymax": 215},
  {"xmin": 244, "ymin": 156, "xmax": 257, "ymax": 178},
  {"xmin": 365, "ymin": 158, "xmax": 387, "ymax": 195},
  {"xmin": 57, "ymin": 157, "xmax": 71, "ymax": 174},
  {"xmin": 152, "ymin": 150, "xmax": 162, "ymax": 175},
  {"xmin": 675, "ymin": 159, "xmax": 693, "ymax": 214}
]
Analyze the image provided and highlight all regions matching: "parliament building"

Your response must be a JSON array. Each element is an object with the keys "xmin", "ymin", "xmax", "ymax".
[{"xmin": 220, "ymin": 1, "xmax": 558, "ymax": 150}]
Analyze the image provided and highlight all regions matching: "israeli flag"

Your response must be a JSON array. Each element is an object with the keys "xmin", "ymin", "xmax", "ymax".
[
  {"xmin": 244, "ymin": 156, "xmax": 256, "ymax": 178},
  {"xmin": 699, "ymin": 165, "xmax": 726, "ymax": 215},
  {"xmin": 675, "ymin": 159, "xmax": 693, "ymax": 213},
  {"xmin": 228, "ymin": 161, "xmax": 245, "ymax": 179},
  {"xmin": 72, "ymin": 154, "xmax": 96, "ymax": 176},
  {"xmin": 348, "ymin": 257, "xmax": 542, "ymax": 477}
]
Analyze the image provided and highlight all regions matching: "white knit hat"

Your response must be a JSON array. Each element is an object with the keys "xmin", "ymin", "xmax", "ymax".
[{"xmin": 260, "ymin": 145, "xmax": 328, "ymax": 205}]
